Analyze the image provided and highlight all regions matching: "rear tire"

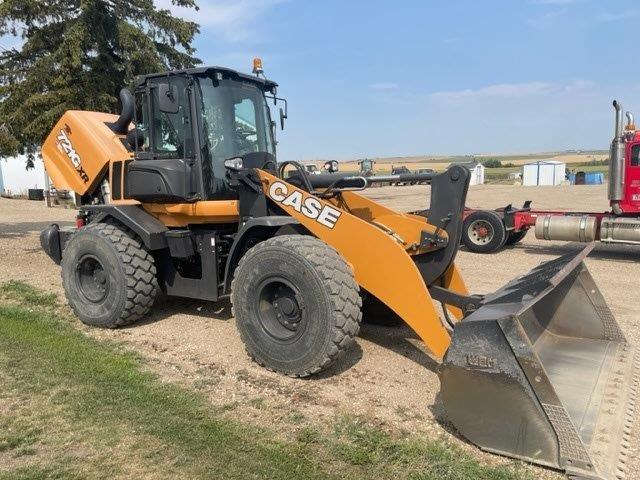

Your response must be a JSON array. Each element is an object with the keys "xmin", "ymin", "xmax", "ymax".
[
  {"xmin": 462, "ymin": 211, "xmax": 507, "ymax": 253},
  {"xmin": 505, "ymin": 229, "xmax": 528, "ymax": 246},
  {"xmin": 231, "ymin": 235, "xmax": 362, "ymax": 377},
  {"xmin": 61, "ymin": 221, "xmax": 158, "ymax": 328}
]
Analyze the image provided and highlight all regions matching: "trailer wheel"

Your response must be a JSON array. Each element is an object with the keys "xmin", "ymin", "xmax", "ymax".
[
  {"xmin": 462, "ymin": 211, "xmax": 507, "ymax": 253},
  {"xmin": 231, "ymin": 235, "xmax": 362, "ymax": 377},
  {"xmin": 505, "ymin": 229, "xmax": 528, "ymax": 246},
  {"xmin": 61, "ymin": 221, "xmax": 158, "ymax": 328}
]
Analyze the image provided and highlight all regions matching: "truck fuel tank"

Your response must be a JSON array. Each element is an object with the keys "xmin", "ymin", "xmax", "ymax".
[{"xmin": 535, "ymin": 214, "xmax": 598, "ymax": 242}]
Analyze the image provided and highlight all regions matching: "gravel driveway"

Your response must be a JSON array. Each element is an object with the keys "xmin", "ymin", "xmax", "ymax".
[{"xmin": 1, "ymin": 183, "xmax": 638, "ymax": 479}]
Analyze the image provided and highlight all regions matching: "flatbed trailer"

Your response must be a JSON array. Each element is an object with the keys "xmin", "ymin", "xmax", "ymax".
[
  {"xmin": 461, "ymin": 100, "xmax": 640, "ymax": 254},
  {"xmin": 461, "ymin": 201, "xmax": 640, "ymax": 253}
]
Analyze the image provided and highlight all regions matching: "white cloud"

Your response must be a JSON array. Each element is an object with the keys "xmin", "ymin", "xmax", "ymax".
[
  {"xmin": 596, "ymin": 10, "xmax": 640, "ymax": 22},
  {"xmin": 368, "ymin": 83, "xmax": 398, "ymax": 90},
  {"xmin": 527, "ymin": 9, "xmax": 568, "ymax": 28},
  {"xmin": 532, "ymin": 0, "xmax": 578, "ymax": 5},
  {"xmin": 155, "ymin": 0, "xmax": 286, "ymax": 42},
  {"xmin": 563, "ymin": 79, "xmax": 596, "ymax": 93},
  {"xmin": 429, "ymin": 80, "xmax": 598, "ymax": 102},
  {"xmin": 430, "ymin": 82, "xmax": 554, "ymax": 100}
]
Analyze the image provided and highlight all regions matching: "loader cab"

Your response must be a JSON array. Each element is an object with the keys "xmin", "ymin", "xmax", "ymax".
[{"xmin": 127, "ymin": 67, "xmax": 279, "ymax": 203}]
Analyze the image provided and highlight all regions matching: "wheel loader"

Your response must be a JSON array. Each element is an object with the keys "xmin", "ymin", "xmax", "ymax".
[{"xmin": 39, "ymin": 60, "xmax": 637, "ymax": 480}]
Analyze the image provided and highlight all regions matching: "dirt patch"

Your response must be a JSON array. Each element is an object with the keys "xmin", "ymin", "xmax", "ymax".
[{"xmin": 1, "ymin": 185, "xmax": 638, "ymax": 479}]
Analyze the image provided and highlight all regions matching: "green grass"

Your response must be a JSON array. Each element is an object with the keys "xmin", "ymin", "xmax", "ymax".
[
  {"xmin": 1, "ymin": 280, "xmax": 57, "ymax": 307},
  {"xmin": 0, "ymin": 282, "xmax": 534, "ymax": 480}
]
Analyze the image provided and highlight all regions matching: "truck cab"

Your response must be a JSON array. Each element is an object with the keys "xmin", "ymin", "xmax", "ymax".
[{"xmin": 622, "ymin": 132, "xmax": 640, "ymax": 213}]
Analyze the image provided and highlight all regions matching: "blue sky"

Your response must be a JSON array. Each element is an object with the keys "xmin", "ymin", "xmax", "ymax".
[
  {"xmin": 4, "ymin": 0, "xmax": 640, "ymax": 161},
  {"xmin": 168, "ymin": 0, "xmax": 640, "ymax": 161}
]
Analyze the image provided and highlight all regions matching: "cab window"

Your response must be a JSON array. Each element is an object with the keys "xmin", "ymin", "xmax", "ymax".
[
  {"xmin": 134, "ymin": 91, "xmax": 150, "ymax": 151},
  {"xmin": 234, "ymin": 98, "xmax": 259, "ymax": 155},
  {"xmin": 149, "ymin": 77, "xmax": 193, "ymax": 158}
]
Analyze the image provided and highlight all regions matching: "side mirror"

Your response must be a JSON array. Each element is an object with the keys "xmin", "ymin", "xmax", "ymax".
[
  {"xmin": 158, "ymin": 83, "xmax": 179, "ymax": 114},
  {"xmin": 279, "ymin": 107, "xmax": 287, "ymax": 130}
]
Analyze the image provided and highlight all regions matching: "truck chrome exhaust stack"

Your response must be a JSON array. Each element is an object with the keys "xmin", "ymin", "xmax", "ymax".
[
  {"xmin": 614, "ymin": 100, "xmax": 623, "ymax": 137},
  {"xmin": 626, "ymin": 111, "xmax": 635, "ymax": 131},
  {"xmin": 609, "ymin": 100, "xmax": 626, "ymax": 207}
]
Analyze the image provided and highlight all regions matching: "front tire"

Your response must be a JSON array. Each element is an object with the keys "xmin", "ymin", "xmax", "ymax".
[
  {"xmin": 231, "ymin": 235, "xmax": 362, "ymax": 377},
  {"xmin": 461, "ymin": 211, "xmax": 507, "ymax": 253},
  {"xmin": 61, "ymin": 221, "xmax": 158, "ymax": 328}
]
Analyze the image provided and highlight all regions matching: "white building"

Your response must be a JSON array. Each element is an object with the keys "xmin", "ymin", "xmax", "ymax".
[
  {"xmin": 448, "ymin": 160, "xmax": 485, "ymax": 185},
  {"xmin": 522, "ymin": 160, "xmax": 566, "ymax": 186},
  {"xmin": 0, "ymin": 155, "xmax": 48, "ymax": 197}
]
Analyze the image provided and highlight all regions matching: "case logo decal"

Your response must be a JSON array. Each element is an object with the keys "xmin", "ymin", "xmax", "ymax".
[
  {"xmin": 57, "ymin": 129, "xmax": 89, "ymax": 183},
  {"xmin": 269, "ymin": 181, "xmax": 342, "ymax": 229}
]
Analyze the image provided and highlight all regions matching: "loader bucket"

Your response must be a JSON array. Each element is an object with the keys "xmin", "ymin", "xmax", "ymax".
[{"xmin": 440, "ymin": 244, "xmax": 638, "ymax": 480}]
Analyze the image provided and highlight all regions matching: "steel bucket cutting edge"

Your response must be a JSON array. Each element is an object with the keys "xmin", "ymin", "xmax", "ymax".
[{"xmin": 440, "ymin": 244, "xmax": 638, "ymax": 480}]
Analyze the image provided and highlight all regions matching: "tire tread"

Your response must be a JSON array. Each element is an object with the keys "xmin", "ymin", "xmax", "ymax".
[
  {"xmin": 61, "ymin": 219, "xmax": 158, "ymax": 327},
  {"xmin": 231, "ymin": 235, "xmax": 362, "ymax": 377}
]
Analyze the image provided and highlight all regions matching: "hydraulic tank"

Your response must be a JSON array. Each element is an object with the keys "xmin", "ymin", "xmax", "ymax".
[
  {"xmin": 600, "ymin": 216, "xmax": 640, "ymax": 245},
  {"xmin": 535, "ymin": 215, "xmax": 598, "ymax": 242}
]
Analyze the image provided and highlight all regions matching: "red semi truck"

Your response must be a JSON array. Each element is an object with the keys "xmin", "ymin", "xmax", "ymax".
[{"xmin": 461, "ymin": 100, "xmax": 640, "ymax": 253}]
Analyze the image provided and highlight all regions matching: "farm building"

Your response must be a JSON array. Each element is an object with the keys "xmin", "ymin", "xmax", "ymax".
[
  {"xmin": 448, "ymin": 160, "xmax": 485, "ymax": 185},
  {"xmin": 522, "ymin": 160, "xmax": 566, "ymax": 186},
  {"xmin": 0, "ymin": 155, "xmax": 48, "ymax": 197}
]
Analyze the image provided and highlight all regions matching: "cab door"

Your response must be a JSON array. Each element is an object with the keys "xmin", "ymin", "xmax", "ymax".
[
  {"xmin": 126, "ymin": 76, "xmax": 200, "ymax": 203},
  {"xmin": 623, "ymin": 142, "xmax": 640, "ymax": 213}
]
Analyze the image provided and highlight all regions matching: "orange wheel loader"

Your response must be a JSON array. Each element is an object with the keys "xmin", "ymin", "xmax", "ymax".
[{"xmin": 39, "ymin": 62, "xmax": 638, "ymax": 480}]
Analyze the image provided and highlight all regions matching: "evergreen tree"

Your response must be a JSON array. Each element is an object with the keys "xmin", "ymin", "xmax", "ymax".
[{"xmin": 0, "ymin": 0, "xmax": 201, "ymax": 159}]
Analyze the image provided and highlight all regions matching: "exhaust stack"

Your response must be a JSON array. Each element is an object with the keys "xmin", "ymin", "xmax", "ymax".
[
  {"xmin": 626, "ymin": 111, "xmax": 635, "ymax": 130},
  {"xmin": 609, "ymin": 100, "xmax": 626, "ymax": 208},
  {"xmin": 109, "ymin": 88, "xmax": 135, "ymax": 135}
]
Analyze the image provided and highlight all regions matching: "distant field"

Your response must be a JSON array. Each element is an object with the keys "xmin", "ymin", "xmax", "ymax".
[
  {"xmin": 302, "ymin": 151, "xmax": 609, "ymax": 182},
  {"xmin": 484, "ymin": 163, "xmax": 608, "ymax": 183}
]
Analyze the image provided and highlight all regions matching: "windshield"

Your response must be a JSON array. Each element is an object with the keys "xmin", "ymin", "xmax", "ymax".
[{"xmin": 197, "ymin": 75, "xmax": 275, "ymax": 198}]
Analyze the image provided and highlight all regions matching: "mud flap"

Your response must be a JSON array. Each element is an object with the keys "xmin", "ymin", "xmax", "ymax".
[{"xmin": 440, "ymin": 244, "xmax": 638, "ymax": 480}]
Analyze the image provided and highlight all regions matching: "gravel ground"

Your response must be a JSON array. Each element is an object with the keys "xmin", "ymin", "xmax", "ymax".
[{"xmin": 1, "ymin": 183, "xmax": 638, "ymax": 479}]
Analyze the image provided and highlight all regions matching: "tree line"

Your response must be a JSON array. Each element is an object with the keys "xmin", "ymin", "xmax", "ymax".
[{"xmin": 0, "ymin": 0, "xmax": 201, "ymax": 163}]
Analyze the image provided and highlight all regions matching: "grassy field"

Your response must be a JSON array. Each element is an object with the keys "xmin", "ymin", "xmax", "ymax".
[{"xmin": 0, "ymin": 281, "xmax": 534, "ymax": 480}]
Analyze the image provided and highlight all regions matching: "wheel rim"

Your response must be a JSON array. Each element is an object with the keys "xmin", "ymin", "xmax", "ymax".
[
  {"xmin": 75, "ymin": 255, "xmax": 109, "ymax": 303},
  {"xmin": 468, "ymin": 220, "xmax": 494, "ymax": 245},
  {"xmin": 256, "ymin": 277, "xmax": 306, "ymax": 342}
]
